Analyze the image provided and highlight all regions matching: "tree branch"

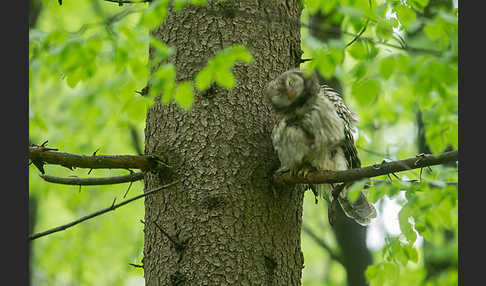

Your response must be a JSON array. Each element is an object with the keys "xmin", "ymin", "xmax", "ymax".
[
  {"xmin": 274, "ymin": 150, "xmax": 457, "ymax": 185},
  {"xmin": 29, "ymin": 180, "xmax": 179, "ymax": 241},
  {"xmin": 370, "ymin": 179, "xmax": 457, "ymax": 189},
  {"xmin": 39, "ymin": 172, "xmax": 144, "ymax": 185},
  {"xmin": 96, "ymin": 3, "xmax": 443, "ymax": 56},
  {"xmin": 103, "ymin": 0, "xmax": 151, "ymax": 4},
  {"xmin": 29, "ymin": 145, "xmax": 166, "ymax": 173}
]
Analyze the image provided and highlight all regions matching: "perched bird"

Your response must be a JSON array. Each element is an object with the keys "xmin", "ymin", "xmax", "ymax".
[{"xmin": 266, "ymin": 69, "xmax": 376, "ymax": 226}]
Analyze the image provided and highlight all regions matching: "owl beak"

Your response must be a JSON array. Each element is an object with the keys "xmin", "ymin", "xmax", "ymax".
[{"xmin": 288, "ymin": 92, "xmax": 296, "ymax": 101}]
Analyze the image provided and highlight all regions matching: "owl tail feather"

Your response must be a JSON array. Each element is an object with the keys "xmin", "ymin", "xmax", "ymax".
[{"xmin": 337, "ymin": 188, "xmax": 377, "ymax": 226}]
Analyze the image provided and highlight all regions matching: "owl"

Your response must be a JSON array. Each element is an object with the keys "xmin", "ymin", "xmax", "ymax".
[{"xmin": 266, "ymin": 69, "xmax": 376, "ymax": 226}]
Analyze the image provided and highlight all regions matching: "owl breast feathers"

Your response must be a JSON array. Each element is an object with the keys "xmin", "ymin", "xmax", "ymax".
[{"xmin": 266, "ymin": 69, "xmax": 376, "ymax": 226}]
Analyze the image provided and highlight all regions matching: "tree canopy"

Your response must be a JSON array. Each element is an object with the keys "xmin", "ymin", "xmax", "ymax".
[{"xmin": 29, "ymin": 0, "xmax": 458, "ymax": 285}]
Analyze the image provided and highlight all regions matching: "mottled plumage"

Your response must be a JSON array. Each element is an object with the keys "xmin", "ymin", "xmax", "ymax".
[{"xmin": 266, "ymin": 69, "xmax": 376, "ymax": 225}]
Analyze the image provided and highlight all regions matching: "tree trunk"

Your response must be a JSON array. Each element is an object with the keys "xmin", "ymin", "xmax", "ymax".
[{"xmin": 143, "ymin": 1, "xmax": 306, "ymax": 285}]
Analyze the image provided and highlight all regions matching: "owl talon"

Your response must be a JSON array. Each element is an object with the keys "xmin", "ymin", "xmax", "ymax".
[
  {"xmin": 297, "ymin": 167, "xmax": 317, "ymax": 179},
  {"xmin": 289, "ymin": 169, "xmax": 299, "ymax": 177},
  {"xmin": 275, "ymin": 168, "xmax": 290, "ymax": 176}
]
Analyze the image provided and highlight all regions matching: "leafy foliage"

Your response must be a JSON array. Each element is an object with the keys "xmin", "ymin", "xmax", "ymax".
[
  {"xmin": 300, "ymin": 0, "xmax": 457, "ymax": 285},
  {"xmin": 29, "ymin": 0, "xmax": 457, "ymax": 285},
  {"xmin": 195, "ymin": 45, "xmax": 253, "ymax": 91}
]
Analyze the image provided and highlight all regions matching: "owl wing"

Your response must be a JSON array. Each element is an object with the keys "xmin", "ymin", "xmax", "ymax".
[
  {"xmin": 323, "ymin": 86, "xmax": 361, "ymax": 169},
  {"xmin": 323, "ymin": 86, "xmax": 377, "ymax": 225}
]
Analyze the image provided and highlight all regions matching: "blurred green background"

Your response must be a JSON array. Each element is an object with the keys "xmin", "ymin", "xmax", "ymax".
[{"xmin": 29, "ymin": 0, "xmax": 458, "ymax": 285}]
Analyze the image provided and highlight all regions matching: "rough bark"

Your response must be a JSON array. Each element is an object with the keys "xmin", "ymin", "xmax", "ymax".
[
  {"xmin": 309, "ymin": 11, "xmax": 372, "ymax": 286},
  {"xmin": 143, "ymin": 1, "xmax": 305, "ymax": 285}
]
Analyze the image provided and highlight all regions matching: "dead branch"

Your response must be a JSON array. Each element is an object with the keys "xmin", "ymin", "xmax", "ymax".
[
  {"xmin": 29, "ymin": 180, "xmax": 179, "ymax": 241},
  {"xmin": 29, "ymin": 145, "xmax": 166, "ymax": 172},
  {"xmin": 39, "ymin": 172, "xmax": 144, "ymax": 185}
]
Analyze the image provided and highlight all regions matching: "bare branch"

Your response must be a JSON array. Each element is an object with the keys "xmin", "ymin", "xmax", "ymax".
[
  {"xmin": 104, "ymin": 0, "xmax": 151, "ymax": 4},
  {"xmin": 39, "ymin": 172, "xmax": 144, "ymax": 186},
  {"xmin": 370, "ymin": 179, "xmax": 457, "ymax": 189},
  {"xmin": 29, "ymin": 145, "xmax": 166, "ymax": 171},
  {"xmin": 29, "ymin": 180, "xmax": 179, "ymax": 241},
  {"xmin": 275, "ymin": 150, "xmax": 457, "ymax": 185},
  {"xmin": 130, "ymin": 125, "xmax": 143, "ymax": 155},
  {"xmin": 345, "ymin": 19, "xmax": 369, "ymax": 48}
]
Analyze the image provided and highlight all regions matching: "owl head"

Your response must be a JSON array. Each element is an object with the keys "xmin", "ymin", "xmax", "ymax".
[{"xmin": 265, "ymin": 69, "xmax": 320, "ymax": 112}]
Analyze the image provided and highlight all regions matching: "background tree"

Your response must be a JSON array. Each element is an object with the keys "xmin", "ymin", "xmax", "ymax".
[
  {"xmin": 29, "ymin": 0, "xmax": 458, "ymax": 285},
  {"xmin": 306, "ymin": 7, "xmax": 373, "ymax": 286}
]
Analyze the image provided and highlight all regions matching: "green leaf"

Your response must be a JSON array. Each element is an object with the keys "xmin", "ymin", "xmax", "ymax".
[
  {"xmin": 365, "ymin": 264, "xmax": 385, "ymax": 286},
  {"xmin": 351, "ymin": 62, "xmax": 368, "ymax": 80},
  {"xmin": 195, "ymin": 66, "xmax": 214, "ymax": 91},
  {"xmin": 424, "ymin": 18, "xmax": 446, "ymax": 40},
  {"xmin": 367, "ymin": 183, "xmax": 387, "ymax": 203},
  {"xmin": 383, "ymin": 262, "xmax": 399, "ymax": 281},
  {"xmin": 66, "ymin": 70, "xmax": 83, "ymax": 88},
  {"xmin": 224, "ymin": 45, "xmax": 253, "ymax": 63},
  {"xmin": 149, "ymin": 63, "xmax": 176, "ymax": 101},
  {"xmin": 410, "ymin": 0, "xmax": 429, "ymax": 13},
  {"xmin": 351, "ymin": 78, "xmax": 381, "ymax": 105},
  {"xmin": 304, "ymin": 0, "xmax": 321, "ymax": 13},
  {"xmin": 195, "ymin": 45, "xmax": 252, "ymax": 91},
  {"xmin": 150, "ymin": 37, "xmax": 173, "ymax": 63},
  {"xmin": 375, "ymin": 19, "xmax": 396, "ymax": 41},
  {"xmin": 174, "ymin": 81, "xmax": 194, "ymax": 110},
  {"xmin": 215, "ymin": 70, "xmax": 235, "ymax": 88},
  {"xmin": 173, "ymin": 0, "xmax": 188, "ymax": 10},
  {"xmin": 379, "ymin": 56, "xmax": 396, "ymax": 79},
  {"xmin": 311, "ymin": 42, "xmax": 344, "ymax": 79},
  {"xmin": 347, "ymin": 41, "xmax": 368, "ymax": 60},
  {"xmin": 399, "ymin": 205, "xmax": 417, "ymax": 244},
  {"xmin": 138, "ymin": 0, "xmax": 168, "ymax": 30},
  {"xmin": 404, "ymin": 244, "xmax": 419, "ymax": 263},
  {"xmin": 347, "ymin": 180, "xmax": 368, "ymax": 203},
  {"xmin": 365, "ymin": 264, "xmax": 379, "ymax": 281},
  {"xmin": 395, "ymin": 4, "xmax": 417, "ymax": 29}
]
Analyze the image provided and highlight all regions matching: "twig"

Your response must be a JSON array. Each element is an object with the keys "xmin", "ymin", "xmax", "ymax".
[
  {"xmin": 29, "ymin": 146, "xmax": 165, "ymax": 171},
  {"xmin": 356, "ymin": 146, "xmax": 389, "ymax": 158},
  {"xmin": 104, "ymin": 0, "xmax": 151, "ymax": 4},
  {"xmin": 123, "ymin": 181, "xmax": 135, "ymax": 198},
  {"xmin": 130, "ymin": 126, "xmax": 143, "ymax": 156},
  {"xmin": 29, "ymin": 180, "xmax": 179, "ymax": 241},
  {"xmin": 88, "ymin": 148, "xmax": 100, "ymax": 175},
  {"xmin": 300, "ymin": 22, "xmax": 443, "ymax": 56},
  {"xmin": 302, "ymin": 224, "xmax": 344, "ymax": 265},
  {"xmin": 370, "ymin": 179, "xmax": 457, "ymax": 189},
  {"xmin": 39, "ymin": 172, "xmax": 144, "ymax": 186},
  {"xmin": 345, "ymin": 19, "xmax": 369, "ymax": 48},
  {"xmin": 275, "ymin": 150, "xmax": 458, "ymax": 185}
]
